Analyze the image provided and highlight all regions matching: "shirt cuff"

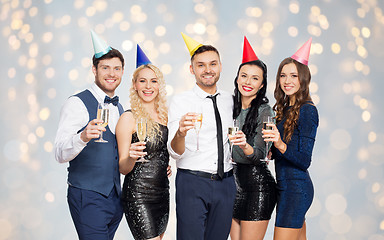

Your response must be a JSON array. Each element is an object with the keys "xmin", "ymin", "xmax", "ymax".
[
  {"xmin": 74, "ymin": 133, "xmax": 88, "ymax": 149},
  {"xmin": 246, "ymin": 152, "xmax": 261, "ymax": 165},
  {"xmin": 167, "ymin": 142, "xmax": 182, "ymax": 160}
]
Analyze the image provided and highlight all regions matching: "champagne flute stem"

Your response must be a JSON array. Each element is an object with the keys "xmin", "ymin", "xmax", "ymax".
[{"xmin": 197, "ymin": 133, "xmax": 199, "ymax": 151}]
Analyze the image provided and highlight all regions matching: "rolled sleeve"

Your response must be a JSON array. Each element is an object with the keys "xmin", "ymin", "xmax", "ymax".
[{"xmin": 54, "ymin": 96, "xmax": 89, "ymax": 163}]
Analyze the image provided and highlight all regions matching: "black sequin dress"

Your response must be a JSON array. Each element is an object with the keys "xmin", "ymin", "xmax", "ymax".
[
  {"xmin": 232, "ymin": 104, "xmax": 277, "ymax": 221},
  {"xmin": 121, "ymin": 124, "xmax": 170, "ymax": 240}
]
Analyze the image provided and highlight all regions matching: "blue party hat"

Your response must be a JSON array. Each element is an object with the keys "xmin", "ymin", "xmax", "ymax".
[
  {"xmin": 91, "ymin": 30, "xmax": 112, "ymax": 58},
  {"xmin": 136, "ymin": 44, "xmax": 151, "ymax": 68}
]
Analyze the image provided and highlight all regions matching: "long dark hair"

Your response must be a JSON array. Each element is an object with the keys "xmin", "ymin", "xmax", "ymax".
[
  {"xmin": 233, "ymin": 60, "xmax": 269, "ymax": 140},
  {"xmin": 273, "ymin": 57, "xmax": 312, "ymax": 143}
]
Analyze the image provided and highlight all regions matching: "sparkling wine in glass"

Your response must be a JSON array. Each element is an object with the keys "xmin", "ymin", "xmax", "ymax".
[
  {"xmin": 95, "ymin": 103, "xmax": 109, "ymax": 143},
  {"xmin": 262, "ymin": 116, "xmax": 274, "ymax": 162},
  {"xmin": 228, "ymin": 119, "xmax": 239, "ymax": 164},
  {"xmin": 136, "ymin": 118, "xmax": 149, "ymax": 162},
  {"xmin": 193, "ymin": 113, "xmax": 203, "ymax": 151}
]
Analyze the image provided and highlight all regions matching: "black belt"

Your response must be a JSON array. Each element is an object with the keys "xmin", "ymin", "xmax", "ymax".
[{"xmin": 178, "ymin": 168, "xmax": 233, "ymax": 181}]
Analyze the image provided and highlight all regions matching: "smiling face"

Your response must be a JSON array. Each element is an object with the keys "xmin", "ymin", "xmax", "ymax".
[
  {"xmin": 190, "ymin": 50, "xmax": 222, "ymax": 94},
  {"xmin": 237, "ymin": 64, "xmax": 264, "ymax": 102},
  {"xmin": 133, "ymin": 67, "xmax": 159, "ymax": 103},
  {"xmin": 92, "ymin": 57, "xmax": 123, "ymax": 97},
  {"xmin": 279, "ymin": 62, "xmax": 300, "ymax": 105}
]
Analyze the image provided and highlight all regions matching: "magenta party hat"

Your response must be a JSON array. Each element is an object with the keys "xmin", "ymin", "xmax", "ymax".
[
  {"xmin": 90, "ymin": 30, "xmax": 112, "ymax": 59},
  {"xmin": 242, "ymin": 36, "xmax": 259, "ymax": 64},
  {"xmin": 291, "ymin": 37, "xmax": 312, "ymax": 65},
  {"xmin": 136, "ymin": 44, "xmax": 151, "ymax": 68}
]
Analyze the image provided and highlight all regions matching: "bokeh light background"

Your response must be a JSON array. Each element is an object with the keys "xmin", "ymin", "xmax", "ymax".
[{"xmin": 1, "ymin": 0, "xmax": 384, "ymax": 239}]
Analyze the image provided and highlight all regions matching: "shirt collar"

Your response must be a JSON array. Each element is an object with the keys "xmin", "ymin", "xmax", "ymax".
[
  {"xmin": 91, "ymin": 83, "xmax": 117, "ymax": 103},
  {"xmin": 193, "ymin": 84, "xmax": 221, "ymax": 99}
]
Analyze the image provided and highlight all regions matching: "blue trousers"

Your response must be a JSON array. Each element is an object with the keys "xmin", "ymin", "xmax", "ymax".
[
  {"xmin": 176, "ymin": 170, "xmax": 236, "ymax": 240},
  {"xmin": 67, "ymin": 186, "xmax": 123, "ymax": 240}
]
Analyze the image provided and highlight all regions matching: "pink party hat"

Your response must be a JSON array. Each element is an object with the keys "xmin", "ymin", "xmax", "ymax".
[
  {"xmin": 242, "ymin": 36, "xmax": 259, "ymax": 63},
  {"xmin": 291, "ymin": 37, "xmax": 312, "ymax": 65}
]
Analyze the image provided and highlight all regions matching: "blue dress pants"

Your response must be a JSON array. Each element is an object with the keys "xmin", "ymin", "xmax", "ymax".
[
  {"xmin": 176, "ymin": 170, "xmax": 236, "ymax": 240},
  {"xmin": 67, "ymin": 186, "xmax": 123, "ymax": 240}
]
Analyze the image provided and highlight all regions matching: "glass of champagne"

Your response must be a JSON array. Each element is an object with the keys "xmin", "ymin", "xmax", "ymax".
[
  {"xmin": 136, "ymin": 118, "xmax": 148, "ymax": 162},
  {"xmin": 262, "ymin": 116, "xmax": 274, "ymax": 162},
  {"xmin": 95, "ymin": 102, "xmax": 109, "ymax": 143},
  {"xmin": 193, "ymin": 112, "xmax": 203, "ymax": 151},
  {"xmin": 228, "ymin": 119, "xmax": 240, "ymax": 164}
]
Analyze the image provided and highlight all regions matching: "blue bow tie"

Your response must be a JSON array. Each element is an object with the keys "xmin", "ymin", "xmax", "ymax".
[{"xmin": 104, "ymin": 96, "xmax": 119, "ymax": 106}]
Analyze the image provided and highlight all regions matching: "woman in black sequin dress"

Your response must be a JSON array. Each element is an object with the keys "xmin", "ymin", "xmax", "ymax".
[
  {"xmin": 229, "ymin": 37, "xmax": 277, "ymax": 240},
  {"xmin": 116, "ymin": 59, "xmax": 169, "ymax": 240}
]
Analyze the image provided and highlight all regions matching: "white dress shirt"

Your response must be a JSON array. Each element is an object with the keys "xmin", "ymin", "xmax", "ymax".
[
  {"xmin": 167, "ymin": 84, "xmax": 233, "ymax": 174},
  {"xmin": 54, "ymin": 83, "xmax": 121, "ymax": 163}
]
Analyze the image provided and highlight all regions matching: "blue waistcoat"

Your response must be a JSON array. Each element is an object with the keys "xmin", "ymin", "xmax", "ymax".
[{"xmin": 67, "ymin": 90, "xmax": 124, "ymax": 196}]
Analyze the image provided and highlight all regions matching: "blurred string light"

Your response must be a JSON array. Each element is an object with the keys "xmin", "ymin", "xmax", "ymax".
[{"xmin": 1, "ymin": 0, "xmax": 384, "ymax": 239}]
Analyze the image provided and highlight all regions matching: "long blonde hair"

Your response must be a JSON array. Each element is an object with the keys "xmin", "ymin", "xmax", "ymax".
[{"xmin": 130, "ymin": 64, "xmax": 168, "ymax": 141}]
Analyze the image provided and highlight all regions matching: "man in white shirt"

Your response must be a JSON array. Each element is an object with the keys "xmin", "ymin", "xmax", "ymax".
[
  {"xmin": 54, "ymin": 32, "xmax": 125, "ymax": 239},
  {"xmin": 168, "ymin": 42, "xmax": 236, "ymax": 239}
]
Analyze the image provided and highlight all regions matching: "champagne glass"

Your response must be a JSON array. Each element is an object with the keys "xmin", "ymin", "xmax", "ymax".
[
  {"xmin": 193, "ymin": 113, "xmax": 203, "ymax": 151},
  {"xmin": 136, "ymin": 118, "xmax": 149, "ymax": 162},
  {"xmin": 262, "ymin": 116, "xmax": 274, "ymax": 162},
  {"xmin": 95, "ymin": 102, "xmax": 109, "ymax": 143},
  {"xmin": 228, "ymin": 119, "xmax": 240, "ymax": 164},
  {"xmin": 192, "ymin": 103, "xmax": 203, "ymax": 152}
]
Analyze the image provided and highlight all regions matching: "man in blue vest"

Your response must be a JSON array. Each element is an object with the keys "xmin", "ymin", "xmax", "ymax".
[{"xmin": 54, "ymin": 31, "xmax": 125, "ymax": 239}]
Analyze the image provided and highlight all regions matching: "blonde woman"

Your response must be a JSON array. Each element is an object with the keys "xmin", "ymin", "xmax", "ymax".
[{"xmin": 116, "ymin": 46, "xmax": 169, "ymax": 240}]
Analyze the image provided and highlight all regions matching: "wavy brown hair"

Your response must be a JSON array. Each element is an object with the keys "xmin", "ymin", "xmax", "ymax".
[
  {"xmin": 130, "ymin": 64, "xmax": 168, "ymax": 142},
  {"xmin": 273, "ymin": 57, "xmax": 312, "ymax": 143}
]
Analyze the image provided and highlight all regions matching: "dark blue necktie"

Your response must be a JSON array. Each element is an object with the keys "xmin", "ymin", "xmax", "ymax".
[
  {"xmin": 104, "ymin": 96, "xmax": 119, "ymax": 106},
  {"xmin": 207, "ymin": 94, "xmax": 224, "ymax": 179}
]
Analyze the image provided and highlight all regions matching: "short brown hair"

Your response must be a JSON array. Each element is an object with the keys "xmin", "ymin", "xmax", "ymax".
[
  {"xmin": 191, "ymin": 45, "xmax": 220, "ymax": 62},
  {"xmin": 92, "ymin": 48, "xmax": 125, "ymax": 69}
]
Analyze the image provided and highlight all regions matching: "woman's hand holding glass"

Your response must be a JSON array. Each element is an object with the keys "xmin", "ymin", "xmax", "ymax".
[
  {"xmin": 228, "ymin": 121, "xmax": 247, "ymax": 165},
  {"xmin": 129, "ymin": 141, "xmax": 147, "ymax": 161},
  {"xmin": 228, "ymin": 130, "xmax": 247, "ymax": 149},
  {"xmin": 136, "ymin": 118, "xmax": 149, "ymax": 162},
  {"xmin": 262, "ymin": 120, "xmax": 286, "ymax": 158},
  {"xmin": 261, "ymin": 116, "xmax": 275, "ymax": 162}
]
